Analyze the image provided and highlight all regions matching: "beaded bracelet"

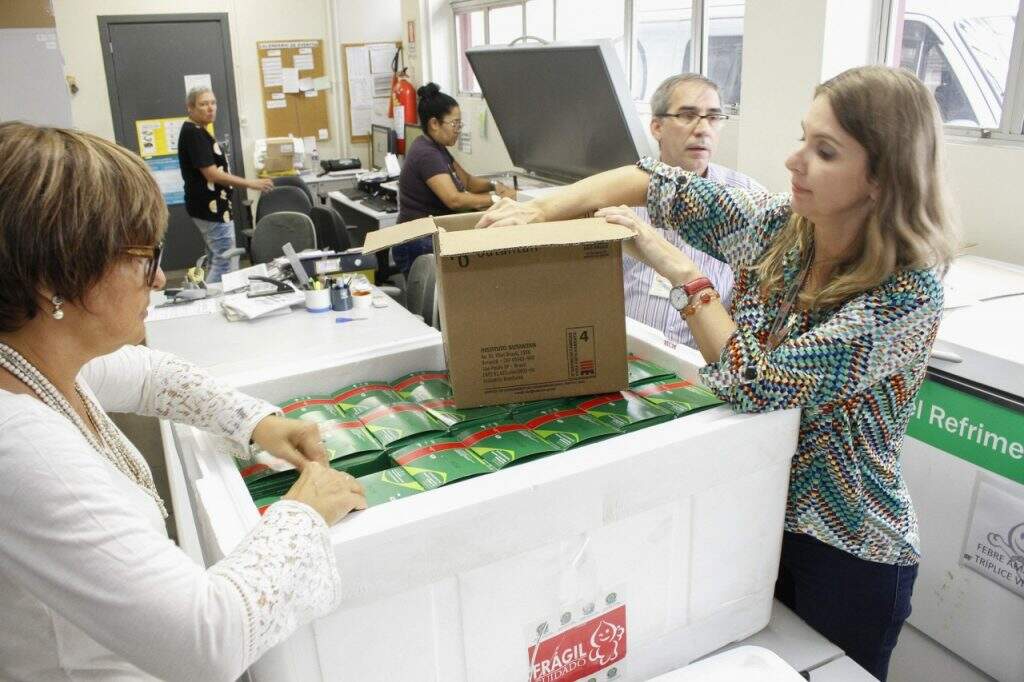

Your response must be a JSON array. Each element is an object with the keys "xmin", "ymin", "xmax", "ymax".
[{"xmin": 682, "ymin": 288, "xmax": 720, "ymax": 318}]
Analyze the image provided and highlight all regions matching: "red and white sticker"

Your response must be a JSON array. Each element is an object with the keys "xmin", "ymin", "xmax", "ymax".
[{"xmin": 527, "ymin": 599, "xmax": 627, "ymax": 682}]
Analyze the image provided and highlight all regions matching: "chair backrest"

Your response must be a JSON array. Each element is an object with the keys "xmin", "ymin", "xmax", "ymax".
[
  {"xmin": 273, "ymin": 175, "xmax": 314, "ymax": 205},
  {"xmin": 405, "ymin": 253, "xmax": 437, "ymax": 327},
  {"xmin": 251, "ymin": 211, "xmax": 317, "ymax": 264},
  {"xmin": 309, "ymin": 205, "xmax": 351, "ymax": 252},
  {"xmin": 255, "ymin": 185, "xmax": 311, "ymax": 224}
]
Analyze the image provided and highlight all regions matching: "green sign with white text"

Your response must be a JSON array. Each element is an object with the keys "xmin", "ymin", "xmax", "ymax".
[{"xmin": 907, "ymin": 379, "xmax": 1024, "ymax": 485}]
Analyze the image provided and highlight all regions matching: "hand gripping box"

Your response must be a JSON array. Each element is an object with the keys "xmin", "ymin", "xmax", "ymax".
[{"xmin": 363, "ymin": 212, "xmax": 633, "ymax": 408}]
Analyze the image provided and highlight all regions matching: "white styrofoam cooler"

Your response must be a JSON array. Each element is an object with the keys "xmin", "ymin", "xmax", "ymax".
[
  {"xmin": 168, "ymin": 320, "xmax": 800, "ymax": 681},
  {"xmin": 649, "ymin": 646, "xmax": 804, "ymax": 681}
]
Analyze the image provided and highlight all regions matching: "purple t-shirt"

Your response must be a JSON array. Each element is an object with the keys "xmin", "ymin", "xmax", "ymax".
[{"xmin": 397, "ymin": 135, "xmax": 466, "ymax": 223}]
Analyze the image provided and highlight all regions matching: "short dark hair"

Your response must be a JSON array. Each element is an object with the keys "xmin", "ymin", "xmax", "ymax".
[
  {"xmin": 0, "ymin": 122, "xmax": 167, "ymax": 331},
  {"xmin": 416, "ymin": 82, "xmax": 458, "ymax": 130}
]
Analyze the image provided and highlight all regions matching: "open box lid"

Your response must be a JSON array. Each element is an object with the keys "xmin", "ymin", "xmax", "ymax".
[{"xmin": 361, "ymin": 214, "xmax": 633, "ymax": 257}]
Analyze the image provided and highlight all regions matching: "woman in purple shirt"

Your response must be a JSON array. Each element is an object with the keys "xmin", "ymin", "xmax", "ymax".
[{"xmin": 395, "ymin": 83, "xmax": 515, "ymax": 273}]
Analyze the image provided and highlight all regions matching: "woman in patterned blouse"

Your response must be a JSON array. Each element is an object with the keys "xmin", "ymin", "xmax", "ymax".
[{"xmin": 479, "ymin": 65, "xmax": 958, "ymax": 680}]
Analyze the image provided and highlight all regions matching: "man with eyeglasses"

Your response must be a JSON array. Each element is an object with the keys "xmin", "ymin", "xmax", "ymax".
[{"xmin": 625, "ymin": 74, "xmax": 764, "ymax": 348}]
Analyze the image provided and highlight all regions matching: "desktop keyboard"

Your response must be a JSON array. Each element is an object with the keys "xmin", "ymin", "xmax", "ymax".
[
  {"xmin": 362, "ymin": 196, "xmax": 398, "ymax": 213},
  {"xmin": 340, "ymin": 187, "xmax": 369, "ymax": 200}
]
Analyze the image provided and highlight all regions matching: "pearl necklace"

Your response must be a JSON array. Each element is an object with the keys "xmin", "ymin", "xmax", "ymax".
[{"xmin": 0, "ymin": 342, "xmax": 167, "ymax": 518}]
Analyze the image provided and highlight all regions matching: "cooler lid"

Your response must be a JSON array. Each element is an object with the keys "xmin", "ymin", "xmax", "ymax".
[{"xmin": 466, "ymin": 41, "xmax": 652, "ymax": 183}]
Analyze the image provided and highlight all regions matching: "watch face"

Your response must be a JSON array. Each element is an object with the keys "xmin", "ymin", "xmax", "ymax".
[{"xmin": 669, "ymin": 286, "xmax": 688, "ymax": 310}]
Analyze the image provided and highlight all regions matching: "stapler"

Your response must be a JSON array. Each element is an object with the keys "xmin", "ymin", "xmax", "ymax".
[
  {"xmin": 247, "ymin": 275, "xmax": 298, "ymax": 298},
  {"xmin": 158, "ymin": 256, "xmax": 209, "ymax": 307}
]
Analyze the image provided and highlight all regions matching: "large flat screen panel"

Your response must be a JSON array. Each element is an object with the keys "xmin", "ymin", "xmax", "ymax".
[{"xmin": 466, "ymin": 41, "xmax": 651, "ymax": 182}]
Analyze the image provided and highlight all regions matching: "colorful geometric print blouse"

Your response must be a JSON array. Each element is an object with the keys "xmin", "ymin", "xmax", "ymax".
[{"xmin": 639, "ymin": 157, "xmax": 944, "ymax": 566}]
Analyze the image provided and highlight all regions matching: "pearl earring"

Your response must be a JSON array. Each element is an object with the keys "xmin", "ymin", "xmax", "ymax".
[{"xmin": 51, "ymin": 295, "xmax": 64, "ymax": 320}]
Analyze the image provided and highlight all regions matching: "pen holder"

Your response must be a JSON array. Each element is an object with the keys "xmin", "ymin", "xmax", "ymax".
[
  {"xmin": 331, "ymin": 285, "xmax": 352, "ymax": 311},
  {"xmin": 304, "ymin": 288, "xmax": 331, "ymax": 313}
]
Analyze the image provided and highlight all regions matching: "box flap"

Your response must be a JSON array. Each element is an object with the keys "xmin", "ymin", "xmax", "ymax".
[
  {"xmin": 432, "ymin": 212, "xmax": 485, "ymax": 232},
  {"xmin": 361, "ymin": 218, "xmax": 438, "ymax": 254},
  {"xmin": 437, "ymin": 218, "xmax": 633, "ymax": 257}
]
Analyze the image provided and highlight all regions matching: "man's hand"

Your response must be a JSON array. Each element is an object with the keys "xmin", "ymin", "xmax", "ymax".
[
  {"xmin": 493, "ymin": 181, "xmax": 517, "ymax": 200},
  {"xmin": 251, "ymin": 415, "xmax": 329, "ymax": 470},
  {"xmin": 595, "ymin": 205, "xmax": 700, "ymax": 286},
  {"xmin": 475, "ymin": 197, "xmax": 545, "ymax": 228}
]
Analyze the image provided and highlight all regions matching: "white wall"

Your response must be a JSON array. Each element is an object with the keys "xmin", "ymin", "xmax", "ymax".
[
  {"xmin": 331, "ymin": 0, "xmax": 402, "ymax": 166},
  {"xmin": 51, "ymin": 0, "xmax": 340, "ymax": 189}
]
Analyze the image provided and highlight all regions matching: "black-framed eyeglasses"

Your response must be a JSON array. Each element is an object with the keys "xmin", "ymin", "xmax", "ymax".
[
  {"xmin": 654, "ymin": 111, "xmax": 730, "ymax": 127},
  {"xmin": 120, "ymin": 241, "xmax": 164, "ymax": 286}
]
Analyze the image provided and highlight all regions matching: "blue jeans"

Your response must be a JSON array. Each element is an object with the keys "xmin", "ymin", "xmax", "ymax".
[
  {"xmin": 392, "ymin": 236, "xmax": 434, "ymax": 276},
  {"xmin": 190, "ymin": 218, "xmax": 237, "ymax": 283},
  {"xmin": 775, "ymin": 531, "xmax": 918, "ymax": 681}
]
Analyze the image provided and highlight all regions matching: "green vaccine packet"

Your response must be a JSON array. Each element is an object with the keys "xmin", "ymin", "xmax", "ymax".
[
  {"xmin": 419, "ymin": 397, "xmax": 510, "ymax": 431},
  {"xmin": 279, "ymin": 394, "xmax": 345, "ymax": 422},
  {"xmin": 319, "ymin": 418, "xmax": 384, "ymax": 460},
  {"xmin": 626, "ymin": 354, "xmax": 679, "ymax": 387},
  {"xmin": 357, "ymin": 401, "xmax": 446, "ymax": 449},
  {"xmin": 356, "ymin": 466, "xmax": 427, "ymax": 506},
  {"xmin": 391, "ymin": 370, "xmax": 453, "ymax": 402},
  {"xmin": 517, "ymin": 405, "xmax": 621, "ymax": 451},
  {"xmin": 331, "ymin": 381, "xmax": 406, "ymax": 417},
  {"xmin": 503, "ymin": 397, "xmax": 570, "ymax": 416},
  {"xmin": 631, "ymin": 378, "xmax": 724, "ymax": 416},
  {"xmin": 330, "ymin": 450, "xmax": 393, "ymax": 478},
  {"xmin": 453, "ymin": 421, "xmax": 561, "ymax": 469},
  {"xmin": 572, "ymin": 390, "xmax": 675, "ymax": 432},
  {"xmin": 389, "ymin": 434, "xmax": 495, "ymax": 490}
]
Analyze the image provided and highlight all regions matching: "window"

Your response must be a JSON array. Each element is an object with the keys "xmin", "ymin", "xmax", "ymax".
[
  {"xmin": 452, "ymin": 0, "xmax": 747, "ymax": 114},
  {"xmin": 882, "ymin": 0, "xmax": 1024, "ymax": 137}
]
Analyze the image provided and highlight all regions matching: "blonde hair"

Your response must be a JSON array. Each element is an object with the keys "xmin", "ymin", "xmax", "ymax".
[
  {"xmin": 756, "ymin": 65, "xmax": 959, "ymax": 309},
  {"xmin": 0, "ymin": 122, "xmax": 167, "ymax": 331}
]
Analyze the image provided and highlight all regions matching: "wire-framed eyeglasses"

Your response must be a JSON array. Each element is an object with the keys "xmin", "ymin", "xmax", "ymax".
[
  {"xmin": 654, "ymin": 111, "xmax": 730, "ymax": 128},
  {"xmin": 120, "ymin": 242, "xmax": 164, "ymax": 287}
]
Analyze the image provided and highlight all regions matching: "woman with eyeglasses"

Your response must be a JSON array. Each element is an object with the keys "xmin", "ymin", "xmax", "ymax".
[
  {"xmin": 478, "ymin": 66, "xmax": 958, "ymax": 681},
  {"xmin": 0, "ymin": 122, "xmax": 366, "ymax": 681},
  {"xmin": 394, "ymin": 82, "xmax": 516, "ymax": 274}
]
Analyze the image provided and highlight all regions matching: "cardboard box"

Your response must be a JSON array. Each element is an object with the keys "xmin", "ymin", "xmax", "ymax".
[
  {"xmin": 263, "ymin": 137, "xmax": 295, "ymax": 173},
  {"xmin": 363, "ymin": 212, "xmax": 632, "ymax": 407}
]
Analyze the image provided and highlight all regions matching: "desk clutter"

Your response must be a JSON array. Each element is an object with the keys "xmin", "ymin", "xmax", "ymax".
[{"xmin": 237, "ymin": 355, "xmax": 723, "ymax": 511}]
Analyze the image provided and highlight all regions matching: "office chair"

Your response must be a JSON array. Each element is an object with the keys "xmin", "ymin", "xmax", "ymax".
[
  {"xmin": 254, "ymin": 185, "xmax": 311, "ymax": 225},
  {"xmin": 250, "ymin": 211, "xmax": 317, "ymax": 264},
  {"xmin": 273, "ymin": 175, "xmax": 314, "ymax": 205},
  {"xmin": 404, "ymin": 254, "xmax": 438, "ymax": 328},
  {"xmin": 309, "ymin": 205, "xmax": 352, "ymax": 252}
]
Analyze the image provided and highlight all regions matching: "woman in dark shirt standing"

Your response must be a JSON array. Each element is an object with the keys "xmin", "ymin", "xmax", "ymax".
[
  {"xmin": 177, "ymin": 87, "xmax": 272, "ymax": 283},
  {"xmin": 394, "ymin": 83, "xmax": 515, "ymax": 274}
]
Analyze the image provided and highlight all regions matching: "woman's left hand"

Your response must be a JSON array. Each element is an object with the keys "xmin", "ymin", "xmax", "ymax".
[
  {"xmin": 595, "ymin": 205, "xmax": 700, "ymax": 285},
  {"xmin": 251, "ymin": 415, "xmax": 329, "ymax": 470}
]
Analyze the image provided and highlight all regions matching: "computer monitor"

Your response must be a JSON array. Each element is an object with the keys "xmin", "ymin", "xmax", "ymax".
[
  {"xmin": 404, "ymin": 122, "xmax": 425, "ymax": 151},
  {"xmin": 370, "ymin": 124, "xmax": 396, "ymax": 170}
]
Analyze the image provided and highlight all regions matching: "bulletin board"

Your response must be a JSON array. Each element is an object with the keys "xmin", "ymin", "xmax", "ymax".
[
  {"xmin": 256, "ymin": 39, "xmax": 331, "ymax": 141},
  {"xmin": 341, "ymin": 41, "xmax": 402, "ymax": 143}
]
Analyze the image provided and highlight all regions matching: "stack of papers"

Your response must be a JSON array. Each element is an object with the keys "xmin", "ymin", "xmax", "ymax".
[{"xmin": 221, "ymin": 291, "xmax": 303, "ymax": 321}]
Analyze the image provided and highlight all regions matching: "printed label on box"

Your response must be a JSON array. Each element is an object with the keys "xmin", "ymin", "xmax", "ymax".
[
  {"xmin": 566, "ymin": 326, "xmax": 596, "ymax": 378},
  {"xmin": 526, "ymin": 593, "xmax": 627, "ymax": 682}
]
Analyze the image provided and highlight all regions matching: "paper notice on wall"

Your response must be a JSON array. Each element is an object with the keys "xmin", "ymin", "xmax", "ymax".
[
  {"xmin": 304, "ymin": 90, "xmax": 318, "ymax": 98},
  {"xmin": 318, "ymin": 128, "xmax": 329, "ymax": 140},
  {"xmin": 183, "ymin": 73, "xmax": 212, "ymax": 97},
  {"xmin": 298, "ymin": 77, "xmax": 314, "ymax": 91},
  {"xmin": 372, "ymin": 73, "xmax": 393, "ymax": 98},
  {"xmin": 962, "ymin": 479, "xmax": 1024, "ymax": 598},
  {"xmin": 281, "ymin": 67, "xmax": 300, "ymax": 93},
  {"xmin": 267, "ymin": 99, "xmax": 287, "ymax": 109},
  {"xmin": 349, "ymin": 78, "xmax": 373, "ymax": 107},
  {"xmin": 266, "ymin": 49, "xmax": 281, "ymax": 56},
  {"xmin": 368, "ymin": 44, "xmax": 395, "ymax": 74},
  {"xmin": 261, "ymin": 56, "xmax": 283, "ymax": 87},
  {"xmin": 371, "ymin": 97, "xmax": 391, "ymax": 126},
  {"xmin": 293, "ymin": 52, "xmax": 314, "ymax": 71},
  {"xmin": 313, "ymin": 76, "xmax": 331, "ymax": 91},
  {"xmin": 271, "ymin": 92, "xmax": 285, "ymax": 100},
  {"xmin": 345, "ymin": 46, "xmax": 370, "ymax": 79},
  {"xmin": 350, "ymin": 107, "xmax": 371, "ymax": 137}
]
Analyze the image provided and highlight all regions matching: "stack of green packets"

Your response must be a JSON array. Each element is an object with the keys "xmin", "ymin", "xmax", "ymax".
[{"xmin": 240, "ymin": 357, "xmax": 724, "ymax": 513}]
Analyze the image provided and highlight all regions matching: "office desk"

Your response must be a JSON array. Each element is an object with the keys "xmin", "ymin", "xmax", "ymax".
[
  {"xmin": 299, "ymin": 171, "xmax": 360, "ymax": 204},
  {"xmin": 328, "ymin": 189, "xmax": 398, "ymax": 241}
]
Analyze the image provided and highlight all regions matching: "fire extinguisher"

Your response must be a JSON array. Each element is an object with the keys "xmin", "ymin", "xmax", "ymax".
[{"xmin": 388, "ymin": 48, "xmax": 417, "ymax": 154}]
